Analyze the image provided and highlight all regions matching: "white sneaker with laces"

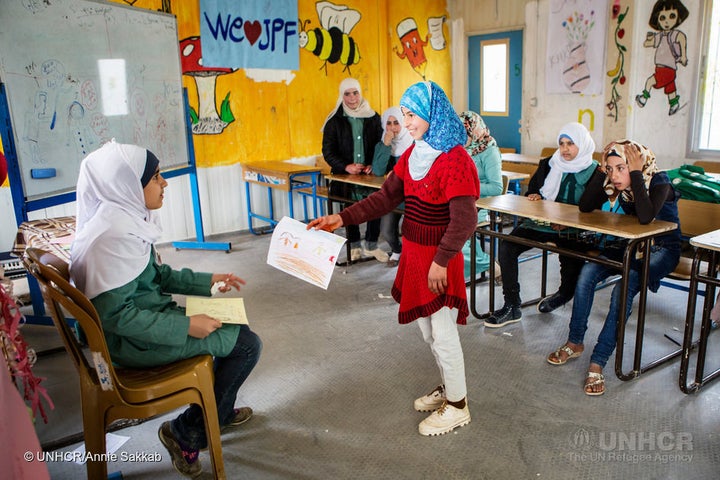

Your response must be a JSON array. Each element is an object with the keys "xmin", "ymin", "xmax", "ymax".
[
  {"xmin": 418, "ymin": 401, "xmax": 471, "ymax": 436},
  {"xmin": 413, "ymin": 385, "xmax": 446, "ymax": 412}
]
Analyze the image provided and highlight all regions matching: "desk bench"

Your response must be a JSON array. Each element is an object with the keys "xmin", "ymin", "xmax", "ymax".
[
  {"xmin": 471, "ymin": 194, "xmax": 679, "ymax": 381},
  {"xmin": 240, "ymin": 161, "xmax": 322, "ymax": 234}
]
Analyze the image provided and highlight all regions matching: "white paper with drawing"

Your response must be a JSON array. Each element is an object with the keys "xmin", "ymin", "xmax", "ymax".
[
  {"xmin": 267, "ymin": 216, "xmax": 346, "ymax": 289},
  {"xmin": 185, "ymin": 297, "xmax": 248, "ymax": 324}
]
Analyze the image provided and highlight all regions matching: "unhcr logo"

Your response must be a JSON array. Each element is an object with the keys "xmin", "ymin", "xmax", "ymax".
[{"xmin": 567, "ymin": 428, "xmax": 694, "ymax": 464}]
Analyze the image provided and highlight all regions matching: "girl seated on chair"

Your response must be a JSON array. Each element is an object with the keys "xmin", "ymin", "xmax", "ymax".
[
  {"xmin": 70, "ymin": 140, "xmax": 262, "ymax": 477},
  {"xmin": 546, "ymin": 140, "xmax": 681, "ymax": 396}
]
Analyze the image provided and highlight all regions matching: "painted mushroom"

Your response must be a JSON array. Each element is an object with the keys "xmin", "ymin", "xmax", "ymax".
[{"xmin": 180, "ymin": 36, "xmax": 234, "ymax": 134}]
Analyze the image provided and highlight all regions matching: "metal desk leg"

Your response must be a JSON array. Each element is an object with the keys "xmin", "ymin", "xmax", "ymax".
[{"xmin": 680, "ymin": 250, "xmax": 720, "ymax": 393}]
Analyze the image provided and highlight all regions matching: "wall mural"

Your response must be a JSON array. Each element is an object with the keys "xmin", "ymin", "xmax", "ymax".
[
  {"xmin": 393, "ymin": 16, "xmax": 447, "ymax": 80},
  {"xmin": 606, "ymin": 1, "xmax": 629, "ymax": 122},
  {"xmin": 180, "ymin": 36, "xmax": 236, "ymax": 135},
  {"xmin": 298, "ymin": 1, "xmax": 362, "ymax": 75},
  {"xmin": 634, "ymin": 0, "xmax": 689, "ymax": 116}
]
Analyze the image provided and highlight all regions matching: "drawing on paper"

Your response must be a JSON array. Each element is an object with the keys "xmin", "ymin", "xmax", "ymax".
[{"xmin": 267, "ymin": 216, "xmax": 346, "ymax": 289}]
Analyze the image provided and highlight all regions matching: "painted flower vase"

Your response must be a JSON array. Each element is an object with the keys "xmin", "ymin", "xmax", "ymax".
[{"xmin": 562, "ymin": 43, "xmax": 591, "ymax": 93}]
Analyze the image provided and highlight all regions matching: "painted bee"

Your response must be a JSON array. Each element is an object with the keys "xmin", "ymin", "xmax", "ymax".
[{"xmin": 298, "ymin": 1, "xmax": 362, "ymax": 74}]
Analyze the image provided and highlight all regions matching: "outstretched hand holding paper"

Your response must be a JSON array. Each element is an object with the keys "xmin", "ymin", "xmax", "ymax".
[{"xmin": 267, "ymin": 216, "xmax": 346, "ymax": 289}]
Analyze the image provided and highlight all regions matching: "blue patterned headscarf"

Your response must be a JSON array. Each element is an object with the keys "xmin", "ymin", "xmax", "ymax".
[
  {"xmin": 400, "ymin": 81, "xmax": 466, "ymax": 152},
  {"xmin": 400, "ymin": 81, "xmax": 467, "ymax": 180}
]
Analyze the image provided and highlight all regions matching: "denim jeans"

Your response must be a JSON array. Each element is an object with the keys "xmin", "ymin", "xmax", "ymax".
[
  {"xmin": 172, "ymin": 325, "xmax": 262, "ymax": 449},
  {"xmin": 567, "ymin": 245, "xmax": 680, "ymax": 368},
  {"xmin": 380, "ymin": 211, "xmax": 402, "ymax": 254},
  {"xmin": 347, "ymin": 218, "xmax": 381, "ymax": 248},
  {"xmin": 498, "ymin": 226, "xmax": 592, "ymax": 305}
]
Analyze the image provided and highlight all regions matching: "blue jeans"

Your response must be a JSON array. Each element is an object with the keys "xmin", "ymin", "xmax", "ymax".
[
  {"xmin": 380, "ymin": 211, "xmax": 402, "ymax": 254},
  {"xmin": 567, "ymin": 245, "xmax": 680, "ymax": 368},
  {"xmin": 172, "ymin": 325, "xmax": 262, "ymax": 449}
]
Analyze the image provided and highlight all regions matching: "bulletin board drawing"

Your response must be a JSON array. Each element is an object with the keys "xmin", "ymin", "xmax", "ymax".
[
  {"xmin": 634, "ymin": 0, "xmax": 689, "ymax": 116},
  {"xmin": 546, "ymin": 0, "xmax": 609, "ymax": 95},
  {"xmin": 0, "ymin": 0, "xmax": 190, "ymax": 201},
  {"xmin": 298, "ymin": 1, "xmax": 362, "ymax": 75}
]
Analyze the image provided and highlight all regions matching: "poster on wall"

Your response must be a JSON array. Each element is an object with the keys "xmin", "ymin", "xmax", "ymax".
[
  {"xmin": 200, "ymin": 0, "xmax": 299, "ymax": 70},
  {"xmin": 546, "ymin": 0, "xmax": 609, "ymax": 95}
]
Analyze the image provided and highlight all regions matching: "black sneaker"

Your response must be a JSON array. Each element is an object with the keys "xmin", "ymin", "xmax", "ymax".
[
  {"xmin": 484, "ymin": 304, "xmax": 522, "ymax": 328},
  {"xmin": 537, "ymin": 292, "xmax": 570, "ymax": 313}
]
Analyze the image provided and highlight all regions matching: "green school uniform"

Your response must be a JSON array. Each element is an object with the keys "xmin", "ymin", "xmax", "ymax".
[{"xmin": 91, "ymin": 254, "xmax": 239, "ymax": 368}]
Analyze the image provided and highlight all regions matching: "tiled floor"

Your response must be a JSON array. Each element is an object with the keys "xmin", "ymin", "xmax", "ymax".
[{"xmin": 16, "ymin": 230, "xmax": 720, "ymax": 479}]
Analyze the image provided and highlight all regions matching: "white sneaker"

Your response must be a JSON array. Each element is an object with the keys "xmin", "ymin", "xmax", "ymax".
[
  {"xmin": 413, "ymin": 385, "xmax": 445, "ymax": 412},
  {"xmin": 418, "ymin": 401, "xmax": 471, "ymax": 436},
  {"xmin": 350, "ymin": 247, "xmax": 363, "ymax": 262},
  {"xmin": 362, "ymin": 248, "xmax": 389, "ymax": 263}
]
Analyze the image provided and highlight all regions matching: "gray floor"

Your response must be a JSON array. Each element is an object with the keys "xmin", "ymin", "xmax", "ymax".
[{"xmin": 19, "ymin": 229, "xmax": 720, "ymax": 479}]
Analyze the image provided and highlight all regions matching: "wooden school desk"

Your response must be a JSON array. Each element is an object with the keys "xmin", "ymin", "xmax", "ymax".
[
  {"xmin": 501, "ymin": 170, "xmax": 530, "ymax": 195},
  {"xmin": 323, "ymin": 173, "xmax": 391, "ymax": 265},
  {"xmin": 241, "ymin": 161, "xmax": 323, "ymax": 234},
  {"xmin": 679, "ymin": 230, "xmax": 720, "ymax": 393},
  {"xmin": 470, "ymin": 194, "xmax": 679, "ymax": 381}
]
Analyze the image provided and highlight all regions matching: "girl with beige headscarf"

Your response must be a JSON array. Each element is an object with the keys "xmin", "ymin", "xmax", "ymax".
[{"xmin": 547, "ymin": 139, "xmax": 681, "ymax": 396}]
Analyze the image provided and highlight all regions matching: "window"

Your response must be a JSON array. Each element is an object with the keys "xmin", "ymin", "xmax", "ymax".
[
  {"xmin": 692, "ymin": 0, "xmax": 720, "ymax": 156},
  {"xmin": 480, "ymin": 39, "xmax": 509, "ymax": 116}
]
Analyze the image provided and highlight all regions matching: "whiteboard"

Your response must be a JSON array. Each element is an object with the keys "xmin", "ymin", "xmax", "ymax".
[{"xmin": 0, "ymin": 0, "xmax": 189, "ymax": 201}]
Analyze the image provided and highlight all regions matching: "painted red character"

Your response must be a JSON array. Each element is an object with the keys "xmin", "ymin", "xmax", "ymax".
[{"xmin": 394, "ymin": 18, "xmax": 429, "ymax": 80}]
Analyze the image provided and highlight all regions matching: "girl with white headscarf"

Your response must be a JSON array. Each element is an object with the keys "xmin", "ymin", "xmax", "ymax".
[
  {"xmin": 485, "ymin": 122, "xmax": 605, "ymax": 329},
  {"xmin": 321, "ymin": 78, "xmax": 386, "ymax": 262},
  {"xmin": 371, "ymin": 106, "xmax": 414, "ymax": 265},
  {"xmin": 70, "ymin": 140, "xmax": 262, "ymax": 476},
  {"xmin": 310, "ymin": 81, "xmax": 479, "ymax": 437},
  {"xmin": 548, "ymin": 139, "xmax": 681, "ymax": 396}
]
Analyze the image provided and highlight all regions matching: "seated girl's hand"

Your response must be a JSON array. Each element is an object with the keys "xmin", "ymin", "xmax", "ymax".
[
  {"xmin": 625, "ymin": 143, "xmax": 644, "ymax": 172},
  {"xmin": 188, "ymin": 314, "xmax": 222, "ymax": 338},
  {"xmin": 307, "ymin": 215, "xmax": 343, "ymax": 232},
  {"xmin": 211, "ymin": 273, "xmax": 246, "ymax": 293},
  {"xmin": 527, "ymin": 193, "xmax": 542, "ymax": 201}
]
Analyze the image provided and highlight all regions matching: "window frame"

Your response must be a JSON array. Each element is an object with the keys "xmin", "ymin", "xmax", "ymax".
[
  {"xmin": 689, "ymin": 0, "xmax": 720, "ymax": 158},
  {"xmin": 480, "ymin": 38, "xmax": 509, "ymax": 117}
]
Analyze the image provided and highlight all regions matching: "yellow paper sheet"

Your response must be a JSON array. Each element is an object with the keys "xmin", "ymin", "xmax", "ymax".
[{"xmin": 185, "ymin": 297, "xmax": 248, "ymax": 324}]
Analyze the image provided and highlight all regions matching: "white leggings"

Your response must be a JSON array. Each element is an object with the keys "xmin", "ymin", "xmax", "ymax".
[{"xmin": 416, "ymin": 306, "xmax": 467, "ymax": 402}]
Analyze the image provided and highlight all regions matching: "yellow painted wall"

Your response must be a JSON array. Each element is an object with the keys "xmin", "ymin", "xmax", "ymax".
[{"xmin": 110, "ymin": 0, "xmax": 450, "ymax": 168}]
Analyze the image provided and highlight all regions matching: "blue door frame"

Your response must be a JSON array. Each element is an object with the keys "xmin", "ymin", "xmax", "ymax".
[{"xmin": 468, "ymin": 30, "xmax": 523, "ymax": 153}]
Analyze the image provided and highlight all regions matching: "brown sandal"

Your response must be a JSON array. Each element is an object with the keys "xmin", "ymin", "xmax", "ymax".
[{"xmin": 547, "ymin": 344, "xmax": 582, "ymax": 365}]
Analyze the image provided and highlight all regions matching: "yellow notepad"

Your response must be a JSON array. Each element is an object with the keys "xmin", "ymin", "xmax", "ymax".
[{"xmin": 185, "ymin": 297, "xmax": 248, "ymax": 324}]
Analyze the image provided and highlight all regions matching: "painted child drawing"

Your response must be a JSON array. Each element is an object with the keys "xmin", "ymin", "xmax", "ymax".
[{"xmin": 635, "ymin": 0, "xmax": 689, "ymax": 115}]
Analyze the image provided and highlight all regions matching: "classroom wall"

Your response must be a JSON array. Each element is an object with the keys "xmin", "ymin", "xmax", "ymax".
[
  {"xmin": 451, "ymin": 0, "xmax": 704, "ymax": 167},
  {"xmin": 0, "ymin": 0, "xmax": 451, "ymax": 251},
  {"xmin": 2, "ymin": 0, "xmax": 707, "ymax": 252}
]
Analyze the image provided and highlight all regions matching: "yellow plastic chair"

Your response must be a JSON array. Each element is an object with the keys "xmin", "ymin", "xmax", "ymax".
[{"xmin": 23, "ymin": 248, "xmax": 226, "ymax": 479}]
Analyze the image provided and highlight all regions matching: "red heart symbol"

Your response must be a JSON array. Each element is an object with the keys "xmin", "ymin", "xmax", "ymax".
[{"xmin": 244, "ymin": 20, "xmax": 261, "ymax": 46}]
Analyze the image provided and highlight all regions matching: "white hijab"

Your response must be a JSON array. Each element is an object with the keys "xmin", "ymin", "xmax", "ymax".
[
  {"xmin": 320, "ymin": 77, "xmax": 376, "ymax": 132},
  {"xmin": 70, "ymin": 140, "xmax": 162, "ymax": 299},
  {"xmin": 381, "ymin": 106, "xmax": 413, "ymax": 157},
  {"xmin": 539, "ymin": 122, "xmax": 596, "ymax": 201}
]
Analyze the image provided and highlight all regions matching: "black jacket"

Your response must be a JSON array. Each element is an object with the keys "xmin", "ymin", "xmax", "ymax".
[{"xmin": 321, "ymin": 105, "xmax": 382, "ymax": 174}]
